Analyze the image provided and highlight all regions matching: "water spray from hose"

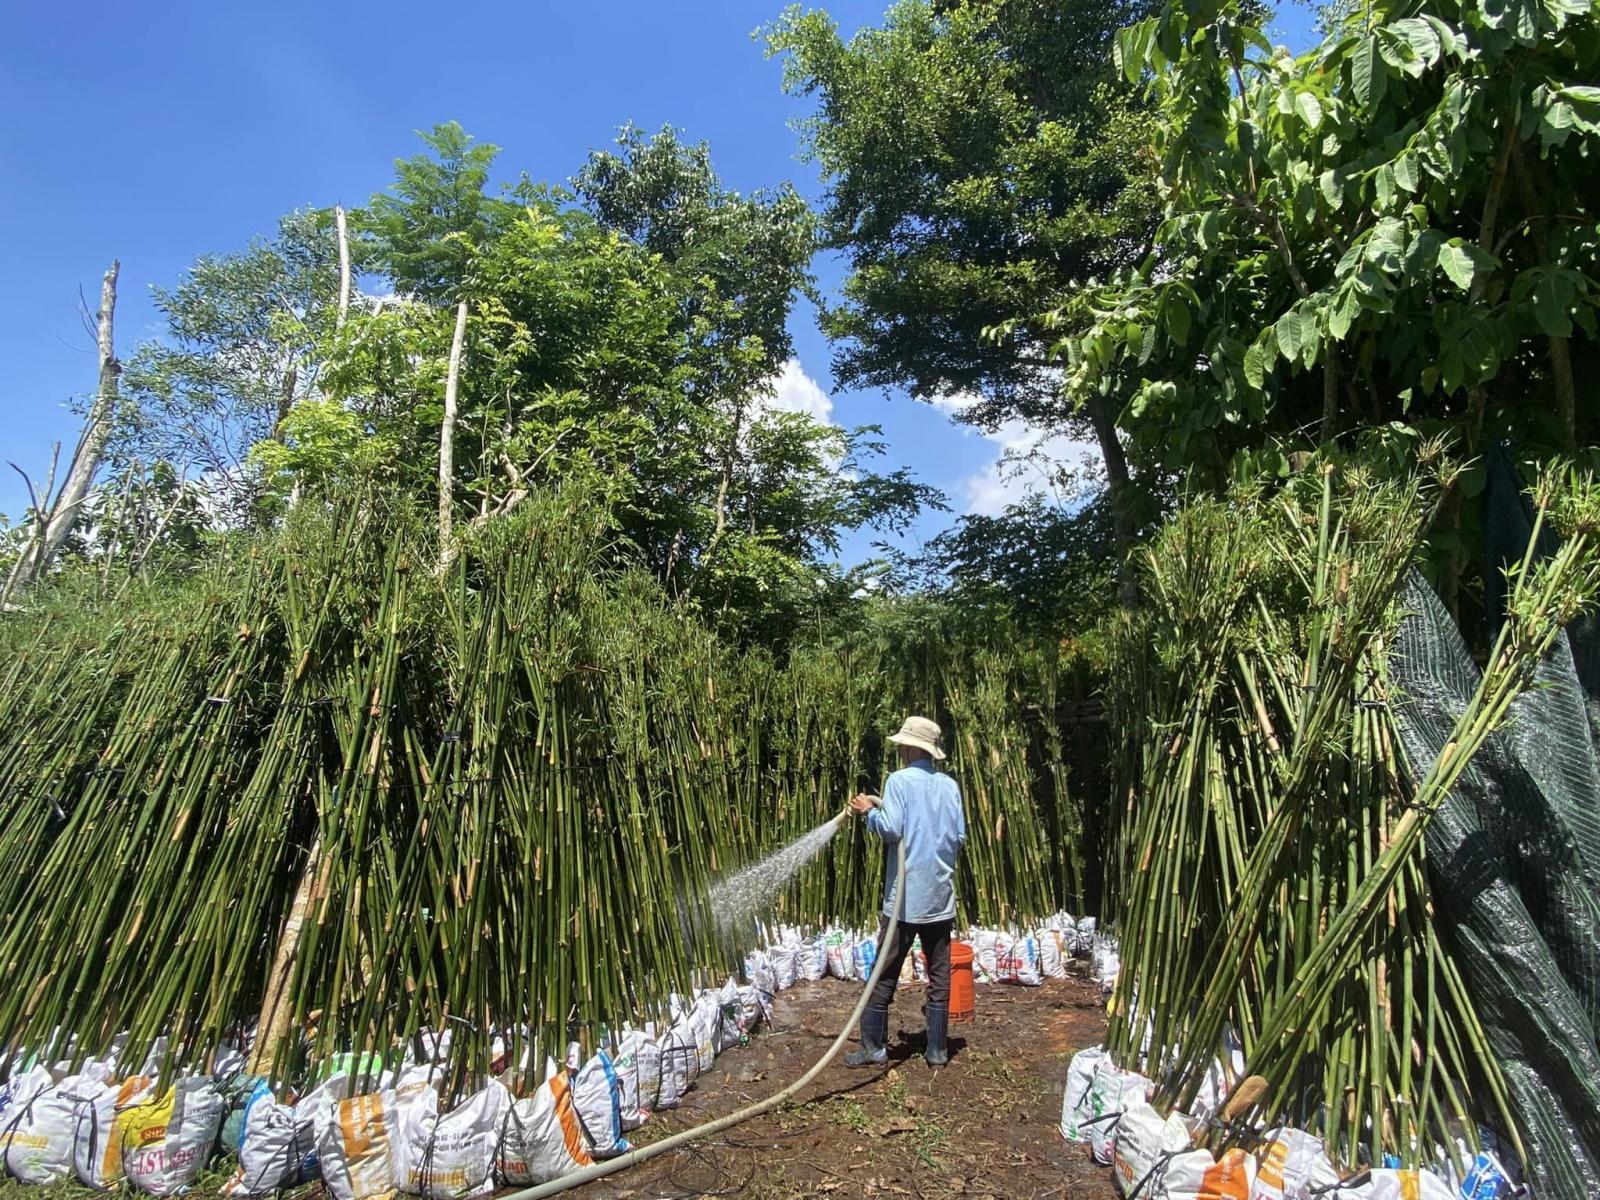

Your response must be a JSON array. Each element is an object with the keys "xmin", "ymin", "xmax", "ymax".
[{"xmin": 502, "ymin": 824, "xmax": 903, "ymax": 1200}]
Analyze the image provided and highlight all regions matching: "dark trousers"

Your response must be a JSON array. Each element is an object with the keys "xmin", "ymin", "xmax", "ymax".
[{"xmin": 868, "ymin": 917, "xmax": 953, "ymax": 1010}]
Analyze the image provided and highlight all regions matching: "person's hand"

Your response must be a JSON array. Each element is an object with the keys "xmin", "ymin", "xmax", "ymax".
[{"xmin": 849, "ymin": 792, "xmax": 880, "ymax": 815}]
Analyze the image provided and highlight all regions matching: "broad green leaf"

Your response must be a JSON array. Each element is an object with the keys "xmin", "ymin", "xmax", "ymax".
[
  {"xmin": 1164, "ymin": 291, "xmax": 1192, "ymax": 346},
  {"xmin": 1437, "ymin": 241, "xmax": 1478, "ymax": 291},
  {"xmin": 1295, "ymin": 91, "xmax": 1325, "ymax": 132},
  {"xmin": 1391, "ymin": 18, "xmax": 1442, "ymax": 67},
  {"xmin": 1351, "ymin": 36, "xmax": 1386, "ymax": 108},
  {"xmin": 1532, "ymin": 274, "xmax": 1575, "ymax": 337},
  {"xmin": 1115, "ymin": 20, "xmax": 1156, "ymax": 85},
  {"xmin": 1275, "ymin": 308, "xmax": 1310, "ymax": 362},
  {"xmin": 1393, "ymin": 154, "xmax": 1420, "ymax": 193},
  {"xmin": 1421, "ymin": 15, "xmax": 1464, "ymax": 57},
  {"xmin": 1328, "ymin": 286, "xmax": 1360, "ymax": 340},
  {"xmin": 1375, "ymin": 164, "xmax": 1395, "ymax": 209},
  {"xmin": 1480, "ymin": 0, "xmax": 1540, "ymax": 42},
  {"xmin": 1244, "ymin": 340, "xmax": 1269, "ymax": 389},
  {"xmin": 1319, "ymin": 169, "xmax": 1344, "ymax": 208}
]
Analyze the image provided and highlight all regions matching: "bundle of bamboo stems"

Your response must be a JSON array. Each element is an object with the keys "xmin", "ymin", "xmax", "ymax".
[
  {"xmin": 1105, "ymin": 457, "xmax": 1600, "ymax": 1173},
  {"xmin": 0, "ymin": 487, "xmax": 1082, "ymax": 1098}
]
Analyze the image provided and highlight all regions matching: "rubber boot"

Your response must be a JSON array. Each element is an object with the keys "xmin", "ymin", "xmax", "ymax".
[
  {"xmin": 844, "ymin": 1005, "xmax": 889, "ymax": 1067},
  {"xmin": 923, "ymin": 1004, "xmax": 949, "ymax": 1067}
]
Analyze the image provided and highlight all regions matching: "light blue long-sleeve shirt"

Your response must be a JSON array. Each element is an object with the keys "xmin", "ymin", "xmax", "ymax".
[{"xmin": 866, "ymin": 758, "xmax": 967, "ymax": 923}]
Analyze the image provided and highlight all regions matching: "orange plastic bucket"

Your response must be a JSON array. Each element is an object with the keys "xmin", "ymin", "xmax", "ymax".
[{"xmin": 949, "ymin": 940, "xmax": 975, "ymax": 1023}]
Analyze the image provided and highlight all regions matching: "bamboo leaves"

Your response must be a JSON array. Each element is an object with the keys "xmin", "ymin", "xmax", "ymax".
[
  {"xmin": 1106, "ymin": 459, "xmax": 1600, "ymax": 1175},
  {"xmin": 0, "ymin": 489, "xmax": 1080, "ymax": 1095}
]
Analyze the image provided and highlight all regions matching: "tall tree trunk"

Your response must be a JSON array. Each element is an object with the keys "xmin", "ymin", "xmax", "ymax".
[
  {"xmin": 711, "ymin": 400, "xmax": 748, "ymax": 546},
  {"xmin": 335, "ymin": 205, "xmax": 352, "ymax": 332},
  {"xmin": 438, "ymin": 299, "xmax": 469, "ymax": 568},
  {"xmin": 7, "ymin": 262, "xmax": 120, "ymax": 597},
  {"xmin": 1085, "ymin": 390, "xmax": 1138, "ymax": 608}
]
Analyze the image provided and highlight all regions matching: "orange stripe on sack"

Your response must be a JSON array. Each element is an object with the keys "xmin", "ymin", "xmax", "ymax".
[
  {"xmin": 102, "ymin": 1075, "xmax": 153, "ymax": 1181},
  {"xmin": 550, "ymin": 1072, "xmax": 593, "ymax": 1166},
  {"xmin": 1201, "ymin": 1149, "xmax": 1253, "ymax": 1199},
  {"xmin": 1258, "ymin": 1139, "xmax": 1289, "ymax": 1190}
]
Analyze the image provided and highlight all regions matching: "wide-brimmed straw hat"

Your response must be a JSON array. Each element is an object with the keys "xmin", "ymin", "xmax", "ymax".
[{"xmin": 888, "ymin": 715, "xmax": 945, "ymax": 761}]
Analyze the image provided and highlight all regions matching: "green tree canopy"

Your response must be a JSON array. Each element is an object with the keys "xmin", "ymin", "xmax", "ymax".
[
  {"xmin": 115, "ymin": 210, "xmax": 340, "ymax": 519},
  {"xmin": 1046, "ymin": 0, "xmax": 1599, "ymax": 611},
  {"xmin": 766, "ymin": 0, "xmax": 1162, "ymax": 595}
]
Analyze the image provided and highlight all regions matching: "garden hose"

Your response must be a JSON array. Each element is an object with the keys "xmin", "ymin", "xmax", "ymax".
[{"xmin": 499, "ymin": 829, "xmax": 908, "ymax": 1200}]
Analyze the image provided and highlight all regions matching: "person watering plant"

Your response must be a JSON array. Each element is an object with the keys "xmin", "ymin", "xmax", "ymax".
[{"xmin": 845, "ymin": 715, "xmax": 967, "ymax": 1068}]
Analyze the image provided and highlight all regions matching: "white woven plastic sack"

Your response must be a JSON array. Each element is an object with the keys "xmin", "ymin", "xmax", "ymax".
[
  {"xmin": 119, "ymin": 1077, "xmax": 226, "ymax": 1196},
  {"xmin": 316, "ymin": 1091, "xmax": 402, "ymax": 1200},
  {"xmin": 768, "ymin": 941, "xmax": 800, "ymax": 990},
  {"xmin": 796, "ymin": 934, "xmax": 827, "ymax": 982},
  {"xmin": 1089, "ymin": 1067, "xmax": 1155, "ymax": 1165},
  {"xmin": 742, "ymin": 951, "xmax": 778, "ymax": 1018},
  {"xmin": 685, "ymin": 993, "xmax": 719, "ymax": 1072},
  {"xmin": 711, "ymin": 979, "xmax": 746, "ymax": 1054},
  {"xmin": 1092, "ymin": 936, "xmax": 1122, "ymax": 993},
  {"xmin": 630, "ymin": 1027, "xmax": 662, "ymax": 1118},
  {"xmin": 823, "ymin": 928, "xmax": 856, "ymax": 981},
  {"xmin": 852, "ymin": 935, "xmax": 878, "ymax": 981},
  {"xmin": 608, "ymin": 1031, "xmax": 652, "ymax": 1131},
  {"xmin": 222, "ymin": 1075, "xmax": 346, "ymax": 1196},
  {"xmin": 738, "ymin": 985, "xmax": 763, "ymax": 1035},
  {"xmin": 1161, "ymin": 1147, "xmax": 1257, "ymax": 1200},
  {"xmin": 496, "ymin": 1063, "xmax": 593, "ymax": 1186},
  {"xmin": 0, "ymin": 1068, "xmax": 84, "ymax": 1184},
  {"xmin": 0, "ymin": 1063, "xmax": 52, "ymax": 1117},
  {"xmin": 993, "ymin": 933, "xmax": 1043, "ymax": 986},
  {"xmin": 211, "ymin": 1045, "xmax": 247, "ymax": 1082},
  {"xmin": 403, "ymin": 1030, "xmax": 452, "ymax": 1069},
  {"xmin": 1059, "ymin": 1046, "xmax": 1109, "ymax": 1143},
  {"xmin": 971, "ymin": 930, "xmax": 1000, "ymax": 983},
  {"xmin": 1450, "ymin": 1149, "xmax": 1518, "ymax": 1200},
  {"xmin": 1074, "ymin": 916, "xmax": 1098, "ymax": 957},
  {"xmin": 395, "ymin": 1080, "xmax": 507, "ymax": 1200},
  {"xmin": 1111, "ymin": 1101, "xmax": 1190, "ymax": 1196},
  {"xmin": 1250, "ymin": 1127, "xmax": 1337, "ymax": 1200},
  {"xmin": 1359, "ymin": 1170, "xmax": 1455, "ymax": 1200},
  {"xmin": 654, "ymin": 1022, "xmax": 697, "ymax": 1110},
  {"xmin": 1431, "ymin": 1126, "xmax": 1520, "ymax": 1200},
  {"xmin": 74, "ymin": 1073, "xmax": 155, "ymax": 1190},
  {"xmin": 1038, "ymin": 928, "xmax": 1069, "ymax": 979},
  {"xmin": 570, "ymin": 1050, "xmax": 629, "ymax": 1159},
  {"xmin": 0, "ymin": 1066, "xmax": 55, "ymax": 1174}
]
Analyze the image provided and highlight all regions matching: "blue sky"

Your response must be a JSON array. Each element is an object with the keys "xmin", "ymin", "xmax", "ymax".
[{"xmin": 0, "ymin": 0, "xmax": 1318, "ymax": 564}]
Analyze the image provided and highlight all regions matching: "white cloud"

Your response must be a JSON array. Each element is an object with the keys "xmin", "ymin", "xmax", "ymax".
[
  {"xmin": 761, "ymin": 358, "xmax": 835, "ymax": 425},
  {"xmin": 930, "ymin": 391, "xmax": 1101, "ymax": 517}
]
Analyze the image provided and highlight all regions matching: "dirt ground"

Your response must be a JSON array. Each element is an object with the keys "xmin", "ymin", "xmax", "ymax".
[{"xmin": 586, "ymin": 968, "xmax": 1118, "ymax": 1200}]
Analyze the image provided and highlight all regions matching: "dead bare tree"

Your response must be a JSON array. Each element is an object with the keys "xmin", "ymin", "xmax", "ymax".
[
  {"xmin": 5, "ymin": 262, "xmax": 120, "ymax": 600},
  {"xmin": 334, "ymin": 205, "xmax": 352, "ymax": 332},
  {"xmin": 438, "ymin": 299, "xmax": 470, "ymax": 569}
]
